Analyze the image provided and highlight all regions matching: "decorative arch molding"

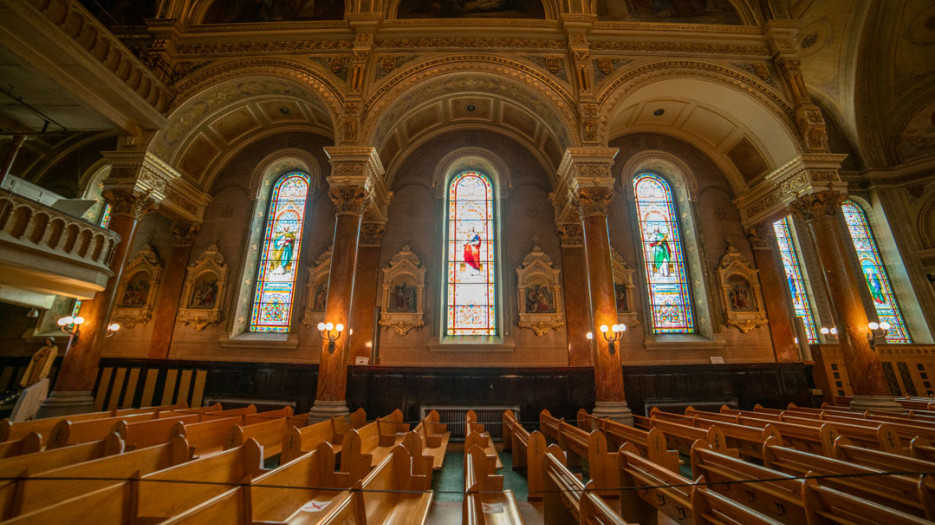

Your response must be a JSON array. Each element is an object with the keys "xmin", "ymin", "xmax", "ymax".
[
  {"xmin": 431, "ymin": 147, "xmax": 512, "ymax": 200},
  {"xmin": 618, "ymin": 150, "xmax": 700, "ymax": 201},
  {"xmin": 363, "ymin": 57, "xmax": 578, "ymax": 149},
  {"xmin": 920, "ymin": 192, "xmax": 935, "ymax": 249},
  {"xmin": 383, "ymin": 0, "xmax": 560, "ymax": 19},
  {"xmin": 247, "ymin": 149, "xmax": 323, "ymax": 198},
  {"xmin": 596, "ymin": 60, "xmax": 800, "ymax": 155}
]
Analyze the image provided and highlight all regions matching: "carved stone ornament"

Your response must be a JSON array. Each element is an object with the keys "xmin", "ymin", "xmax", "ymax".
[
  {"xmin": 177, "ymin": 243, "xmax": 229, "ymax": 331},
  {"xmin": 576, "ymin": 186, "xmax": 615, "ymax": 217},
  {"xmin": 611, "ymin": 249, "xmax": 640, "ymax": 327},
  {"xmin": 113, "ymin": 245, "xmax": 162, "ymax": 329},
  {"xmin": 717, "ymin": 241, "xmax": 768, "ymax": 334},
  {"xmin": 788, "ymin": 190, "xmax": 845, "ymax": 221},
  {"xmin": 301, "ymin": 249, "xmax": 332, "ymax": 327},
  {"xmin": 329, "ymin": 184, "xmax": 369, "ymax": 215},
  {"xmin": 516, "ymin": 240, "xmax": 564, "ymax": 336},
  {"xmin": 379, "ymin": 244, "xmax": 426, "ymax": 336},
  {"xmin": 103, "ymin": 189, "xmax": 158, "ymax": 220}
]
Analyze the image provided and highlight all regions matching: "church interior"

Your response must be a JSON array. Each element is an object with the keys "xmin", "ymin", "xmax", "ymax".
[{"xmin": 0, "ymin": 0, "xmax": 934, "ymax": 522}]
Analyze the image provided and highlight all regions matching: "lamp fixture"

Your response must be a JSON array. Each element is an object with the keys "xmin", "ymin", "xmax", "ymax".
[
  {"xmin": 599, "ymin": 323, "xmax": 627, "ymax": 355},
  {"xmin": 867, "ymin": 321, "xmax": 890, "ymax": 351},
  {"xmin": 819, "ymin": 326, "xmax": 837, "ymax": 341},
  {"xmin": 57, "ymin": 316, "xmax": 84, "ymax": 336},
  {"xmin": 106, "ymin": 322, "xmax": 120, "ymax": 338},
  {"xmin": 317, "ymin": 321, "xmax": 345, "ymax": 354}
]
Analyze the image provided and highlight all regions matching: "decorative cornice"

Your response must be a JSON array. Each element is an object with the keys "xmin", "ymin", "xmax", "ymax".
[
  {"xmin": 376, "ymin": 38, "xmax": 566, "ymax": 49},
  {"xmin": 590, "ymin": 40, "xmax": 770, "ymax": 57},
  {"xmin": 175, "ymin": 39, "xmax": 353, "ymax": 57}
]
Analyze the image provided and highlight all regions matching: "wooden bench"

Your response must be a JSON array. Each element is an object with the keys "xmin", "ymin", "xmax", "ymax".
[
  {"xmin": 111, "ymin": 413, "xmax": 200, "ymax": 450},
  {"xmin": 464, "ymin": 443, "xmax": 525, "ymax": 524},
  {"xmin": 280, "ymin": 408, "xmax": 366, "ymax": 463},
  {"xmin": 645, "ymin": 411, "xmax": 737, "ymax": 457},
  {"xmin": 465, "ymin": 426, "xmax": 502, "ymax": 470},
  {"xmin": 707, "ymin": 406, "xmax": 834, "ymax": 454},
  {"xmin": 339, "ymin": 410, "xmax": 410, "ymax": 475},
  {"xmin": 691, "ymin": 484, "xmax": 785, "ymax": 525},
  {"xmin": 578, "ymin": 408, "xmax": 680, "ymax": 473},
  {"xmin": 45, "ymin": 411, "xmax": 166, "ymax": 449},
  {"xmin": 616, "ymin": 441, "xmax": 692, "ymax": 524},
  {"xmin": 503, "ymin": 409, "xmax": 546, "ymax": 500},
  {"xmin": 0, "ymin": 410, "xmax": 128, "ymax": 443},
  {"xmin": 762, "ymin": 435, "xmax": 935, "ymax": 519},
  {"xmin": 412, "ymin": 409, "xmax": 450, "ymax": 470},
  {"xmin": 910, "ymin": 436, "xmax": 935, "ymax": 462},
  {"xmin": 682, "ymin": 406, "xmax": 783, "ymax": 460},
  {"xmin": 542, "ymin": 444, "xmax": 628, "ymax": 525},
  {"xmin": 5, "ymin": 435, "xmax": 190, "ymax": 519},
  {"xmin": 0, "ymin": 482, "xmax": 132, "ymax": 524},
  {"xmin": 226, "ymin": 414, "xmax": 305, "ymax": 459},
  {"xmin": 552, "ymin": 420, "xmax": 621, "ymax": 493},
  {"xmin": 539, "ymin": 409, "xmax": 561, "ymax": 441},
  {"xmin": 156, "ymin": 488, "xmax": 249, "ymax": 525},
  {"xmin": 200, "ymin": 404, "xmax": 257, "ymax": 421},
  {"xmin": 170, "ymin": 416, "xmax": 242, "ymax": 457},
  {"xmin": 0, "ymin": 433, "xmax": 42, "ymax": 459},
  {"xmin": 802, "ymin": 477, "xmax": 933, "ymax": 525}
]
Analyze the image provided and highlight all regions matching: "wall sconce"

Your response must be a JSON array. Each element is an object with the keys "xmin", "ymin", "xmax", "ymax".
[
  {"xmin": 317, "ymin": 321, "xmax": 344, "ymax": 354},
  {"xmin": 867, "ymin": 321, "xmax": 890, "ymax": 351},
  {"xmin": 599, "ymin": 324, "xmax": 626, "ymax": 356},
  {"xmin": 106, "ymin": 323, "xmax": 120, "ymax": 338},
  {"xmin": 819, "ymin": 326, "xmax": 837, "ymax": 341},
  {"xmin": 57, "ymin": 316, "xmax": 84, "ymax": 337}
]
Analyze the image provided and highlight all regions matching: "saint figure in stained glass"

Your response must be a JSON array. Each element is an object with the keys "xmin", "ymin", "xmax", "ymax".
[
  {"xmin": 632, "ymin": 173, "xmax": 694, "ymax": 334},
  {"xmin": 463, "ymin": 227, "xmax": 482, "ymax": 271},
  {"xmin": 773, "ymin": 216, "xmax": 818, "ymax": 343}
]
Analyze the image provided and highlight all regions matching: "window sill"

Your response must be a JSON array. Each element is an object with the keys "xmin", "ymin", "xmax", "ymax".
[
  {"xmin": 642, "ymin": 333, "xmax": 727, "ymax": 351},
  {"xmin": 427, "ymin": 335, "xmax": 516, "ymax": 352},
  {"xmin": 219, "ymin": 332, "xmax": 300, "ymax": 350}
]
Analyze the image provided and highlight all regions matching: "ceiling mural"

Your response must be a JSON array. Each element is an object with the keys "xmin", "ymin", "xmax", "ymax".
[
  {"xmin": 396, "ymin": 0, "xmax": 545, "ymax": 18},
  {"xmin": 202, "ymin": 0, "xmax": 345, "ymax": 23},
  {"xmin": 597, "ymin": 0, "xmax": 742, "ymax": 24},
  {"xmin": 897, "ymin": 100, "xmax": 935, "ymax": 162}
]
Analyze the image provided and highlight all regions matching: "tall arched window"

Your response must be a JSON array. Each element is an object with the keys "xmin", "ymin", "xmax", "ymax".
[
  {"xmin": 633, "ymin": 173, "xmax": 694, "ymax": 334},
  {"xmin": 773, "ymin": 216, "xmax": 819, "ymax": 343},
  {"xmin": 841, "ymin": 200, "xmax": 911, "ymax": 343},
  {"xmin": 445, "ymin": 170, "xmax": 497, "ymax": 336},
  {"xmin": 249, "ymin": 172, "xmax": 311, "ymax": 333}
]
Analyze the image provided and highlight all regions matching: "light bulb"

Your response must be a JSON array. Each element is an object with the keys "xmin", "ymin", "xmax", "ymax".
[
  {"xmin": 617, "ymin": 324, "xmax": 627, "ymax": 332},
  {"xmin": 108, "ymin": 323, "xmax": 120, "ymax": 331},
  {"xmin": 73, "ymin": 316, "xmax": 85, "ymax": 325},
  {"xmin": 599, "ymin": 324, "xmax": 609, "ymax": 333},
  {"xmin": 820, "ymin": 327, "xmax": 829, "ymax": 335},
  {"xmin": 830, "ymin": 327, "xmax": 837, "ymax": 335},
  {"xmin": 586, "ymin": 332, "xmax": 593, "ymax": 340},
  {"xmin": 317, "ymin": 322, "xmax": 326, "ymax": 331},
  {"xmin": 336, "ymin": 323, "xmax": 344, "ymax": 332},
  {"xmin": 879, "ymin": 322, "xmax": 891, "ymax": 330},
  {"xmin": 58, "ymin": 316, "xmax": 72, "ymax": 326},
  {"xmin": 868, "ymin": 322, "xmax": 879, "ymax": 330},
  {"xmin": 325, "ymin": 322, "xmax": 334, "ymax": 331}
]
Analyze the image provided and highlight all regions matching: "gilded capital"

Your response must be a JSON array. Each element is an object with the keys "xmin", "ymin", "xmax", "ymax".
[
  {"xmin": 104, "ymin": 189, "xmax": 159, "ymax": 220},
  {"xmin": 556, "ymin": 222, "xmax": 583, "ymax": 247},
  {"xmin": 576, "ymin": 186, "xmax": 615, "ymax": 217},
  {"xmin": 744, "ymin": 222, "xmax": 776, "ymax": 251},
  {"xmin": 171, "ymin": 222, "xmax": 201, "ymax": 246},
  {"xmin": 788, "ymin": 190, "xmax": 845, "ymax": 222},
  {"xmin": 360, "ymin": 221, "xmax": 386, "ymax": 247},
  {"xmin": 329, "ymin": 185, "xmax": 370, "ymax": 216}
]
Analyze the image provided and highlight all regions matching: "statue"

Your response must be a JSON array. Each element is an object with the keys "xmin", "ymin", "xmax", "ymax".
[{"xmin": 20, "ymin": 338, "xmax": 57, "ymax": 388}]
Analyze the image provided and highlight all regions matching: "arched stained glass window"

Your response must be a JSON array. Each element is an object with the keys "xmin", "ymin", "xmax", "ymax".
[
  {"xmin": 249, "ymin": 172, "xmax": 311, "ymax": 333},
  {"xmin": 445, "ymin": 170, "xmax": 496, "ymax": 336},
  {"xmin": 633, "ymin": 173, "xmax": 694, "ymax": 334},
  {"xmin": 841, "ymin": 200, "xmax": 911, "ymax": 343},
  {"xmin": 773, "ymin": 216, "xmax": 818, "ymax": 343}
]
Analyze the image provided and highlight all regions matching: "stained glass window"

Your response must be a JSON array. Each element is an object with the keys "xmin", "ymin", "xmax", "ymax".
[
  {"xmin": 445, "ymin": 170, "xmax": 496, "ymax": 336},
  {"xmin": 99, "ymin": 203, "xmax": 112, "ymax": 229},
  {"xmin": 249, "ymin": 172, "xmax": 310, "ymax": 333},
  {"xmin": 841, "ymin": 200, "xmax": 911, "ymax": 343},
  {"xmin": 633, "ymin": 174, "xmax": 694, "ymax": 334},
  {"xmin": 773, "ymin": 216, "xmax": 818, "ymax": 343}
]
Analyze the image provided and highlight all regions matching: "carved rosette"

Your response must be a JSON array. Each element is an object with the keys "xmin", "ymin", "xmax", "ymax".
[
  {"xmin": 556, "ymin": 222, "xmax": 584, "ymax": 247},
  {"xmin": 788, "ymin": 190, "xmax": 845, "ymax": 222},
  {"xmin": 717, "ymin": 242, "xmax": 768, "ymax": 334},
  {"xmin": 112, "ymin": 245, "xmax": 162, "ymax": 329},
  {"xmin": 171, "ymin": 222, "xmax": 200, "ymax": 246},
  {"xmin": 103, "ymin": 189, "xmax": 159, "ymax": 220},
  {"xmin": 744, "ymin": 222, "xmax": 776, "ymax": 251},
  {"xmin": 575, "ymin": 186, "xmax": 615, "ymax": 217},
  {"xmin": 329, "ymin": 185, "xmax": 370, "ymax": 216},
  {"xmin": 301, "ymin": 248, "xmax": 332, "ymax": 327},
  {"xmin": 516, "ymin": 242, "xmax": 564, "ymax": 336},
  {"xmin": 379, "ymin": 244, "xmax": 426, "ymax": 336},
  {"xmin": 177, "ymin": 243, "xmax": 228, "ymax": 331}
]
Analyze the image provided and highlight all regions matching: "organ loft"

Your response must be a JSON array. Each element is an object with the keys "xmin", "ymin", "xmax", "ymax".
[{"xmin": 0, "ymin": 0, "xmax": 933, "ymax": 523}]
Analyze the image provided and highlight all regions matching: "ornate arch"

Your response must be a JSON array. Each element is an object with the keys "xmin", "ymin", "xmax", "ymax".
[{"xmin": 431, "ymin": 147, "xmax": 513, "ymax": 199}]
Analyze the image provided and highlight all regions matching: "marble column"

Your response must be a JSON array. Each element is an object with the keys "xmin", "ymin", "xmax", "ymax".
[
  {"xmin": 309, "ymin": 147, "xmax": 388, "ymax": 423},
  {"xmin": 147, "ymin": 222, "xmax": 199, "ymax": 359},
  {"xmin": 789, "ymin": 191, "xmax": 896, "ymax": 409},
  {"xmin": 348, "ymin": 222, "xmax": 385, "ymax": 364},
  {"xmin": 746, "ymin": 222, "xmax": 799, "ymax": 362},
  {"xmin": 557, "ymin": 222, "xmax": 592, "ymax": 367},
  {"xmin": 38, "ymin": 190, "xmax": 156, "ymax": 416}
]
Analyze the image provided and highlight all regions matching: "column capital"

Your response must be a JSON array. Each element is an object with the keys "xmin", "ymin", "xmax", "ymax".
[
  {"xmin": 102, "ymin": 188, "xmax": 159, "ymax": 220},
  {"xmin": 556, "ymin": 222, "xmax": 584, "ymax": 247},
  {"xmin": 553, "ymin": 147, "xmax": 618, "ymax": 223},
  {"xmin": 324, "ymin": 146, "xmax": 392, "ymax": 221},
  {"xmin": 745, "ymin": 221, "xmax": 777, "ymax": 251},
  {"xmin": 100, "ymin": 149, "xmax": 179, "ymax": 205},
  {"xmin": 575, "ymin": 186, "xmax": 615, "ymax": 218},
  {"xmin": 788, "ymin": 190, "xmax": 846, "ymax": 222},
  {"xmin": 170, "ymin": 221, "xmax": 200, "ymax": 246},
  {"xmin": 359, "ymin": 221, "xmax": 386, "ymax": 247},
  {"xmin": 329, "ymin": 185, "xmax": 370, "ymax": 217}
]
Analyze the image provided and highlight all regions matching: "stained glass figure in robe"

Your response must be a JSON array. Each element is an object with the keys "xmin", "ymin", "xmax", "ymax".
[
  {"xmin": 840, "ymin": 200, "xmax": 911, "ymax": 343},
  {"xmin": 773, "ymin": 216, "xmax": 818, "ymax": 343},
  {"xmin": 250, "ymin": 172, "xmax": 310, "ymax": 332},
  {"xmin": 446, "ymin": 170, "xmax": 496, "ymax": 336},
  {"xmin": 633, "ymin": 174, "xmax": 694, "ymax": 334}
]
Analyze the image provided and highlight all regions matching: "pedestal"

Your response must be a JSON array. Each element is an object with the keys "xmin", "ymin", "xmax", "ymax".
[
  {"xmin": 592, "ymin": 401, "xmax": 634, "ymax": 426},
  {"xmin": 307, "ymin": 399, "xmax": 350, "ymax": 424},
  {"xmin": 34, "ymin": 390, "xmax": 96, "ymax": 418}
]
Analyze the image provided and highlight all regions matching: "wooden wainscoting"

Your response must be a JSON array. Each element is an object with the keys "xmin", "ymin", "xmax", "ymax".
[{"xmin": 813, "ymin": 344, "xmax": 935, "ymax": 401}]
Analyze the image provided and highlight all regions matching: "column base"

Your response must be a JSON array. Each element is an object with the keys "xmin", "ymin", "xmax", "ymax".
[
  {"xmin": 35, "ymin": 390, "xmax": 96, "ymax": 419},
  {"xmin": 592, "ymin": 400, "xmax": 634, "ymax": 426},
  {"xmin": 307, "ymin": 399, "xmax": 350, "ymax": 424},
  {"xmin": 848, "ymin": 395, "xmax": 906, "ymax": 414}
]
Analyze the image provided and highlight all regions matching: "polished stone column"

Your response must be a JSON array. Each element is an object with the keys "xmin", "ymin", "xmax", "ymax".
[
  {"xmin": 309, "ymin": 147, "xmax": 388, "ymax": 422},
  {"xmin": 147, "ymin": 222, "xmax": 199, "ymax": 359},
  {"xmin": 38, "ymin": 190, "xmax": 156, "ymax": 416},
  {"xmin": 789, "ymin": 191, "xmax": 894, "ymax": 406},
  {"xmin": 557, "ymin": 222, "xmax": 592, "ymax": 367},
  {"xmin": 577, "ymin": 185, "xmax": 631, "ymax": 424},
  {"xmin": 746, "ymin": 222, "xmax": 800, "ymax": 362},
  {"xmin": 348, "ymin": 222, "xmax": 384, "ymax": 364}
]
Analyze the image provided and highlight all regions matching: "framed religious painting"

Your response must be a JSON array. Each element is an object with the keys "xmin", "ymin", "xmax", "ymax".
[
  {"xmin": 516, "ymin": 240, "xmax": 564, "ymax": 336},
  {"xmin": 717, "ymin": 241, "xmax": 767, "ymax": 333},
  {"xmin": 379, "ymin": 243, "xmax": 426, "ymax": 336},
  {"xmin": 178, "ymin": 243, "xmax": 229, "ymax": 331},
  {"xmin": 113, "ymin": 245, "xmax": 162, "ymax": 329}
]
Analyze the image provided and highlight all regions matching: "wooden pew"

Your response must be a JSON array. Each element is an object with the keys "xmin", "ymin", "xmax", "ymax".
[
  {"xmin": 829, "ymin": 435, "xmax": 935, "ymax": 507},
  {"xmin": 111, "ymin": 413, "xmax": 200, "ymax": 450},
  {"xmin": 0, "ymin": 410, "xmax": 122, "ymax": 444},
  {"xmin": 329, "ymin": 407, "xmax": 368, "ymax": 442},
  {"xmin": 170, "ymin": 403, "xmax": 224, "ymax": 416},
  {"xmin": 466, "ymin": 425, "xmax": 502, "ymax": 470},
  {"xmin": 762, "ymin": 436, "xmax": 935, "ymax": 519},
  {"xmin": 339, "ymin": 410, "xmax": 409, "ymax": 474},
  {"xmin": 319, "ymin": 444, "xmax": 434, "ymax": 525},
  {"xmin": 910, "ymin": 436, "xmax": 935, "ymax": 462},
  {"xmin": 502, "ymin": 409, "xmax": 546, "ymax": 500},
  {"xmin": 199, "ymin": 404, "xmax": 257, "ymax": 421},
  {"xmin": 241, "ymin": 405, "xmax": 295, "ymax": 425},
  {"xmin": 113, "ymin": 401, "xmax": 189, "ymax": 417},
  {"xmin": 691, "ymin": 484, "xmax": 785, "ymax": 525},
  {"xmin": 552, "ymin": 420, "xmax": 621, "ymax": 493},
  {"xmin": 155, "ymin": 488, "xmax": 249, "ymax": 525},
  {"xmin": 542, "ymin": 444, "xmax": 629, "ymax": 525},
  {"xmin": 705, "ymin": 406, "xmax": 837, "ymax": 454},
  {"xmin": 0, "ymin": 433, "xmax": 41, "ymax": 459},
  {"xmin": 133, "ymin": 439, "xmax": 264, "ymax": 521},
  {"xmin": 616, "ymin": 441, "xmax": 692, "ymax": 524},
  {"xmin": 681, "ymin": 406, "xmax": 783, "ymax": 460},
  {"xmin": 45, "ymin": 412, "xmax": 163, "ymax": 448},
  {"xmin": 226, "ymin": 414, "xmax": 306, "ymax": 459},
  {"xmin": 413, "ymin": 409, "xmax": 450, "ymax": 470},
  {"xmin": 279, "ymin": 409, "xmax": 366, "ymax": 463},
  {"xmin": 802, "ymin": 477, "xmax": 933, "ymax": 525},
  {"xmin": 464, "ymin": 444, "xmax": 525, "ymax": 524},
  {"xmin": 646, "ymin": 411, "xmax": 737, "ymax": 457},
  {"xmin": 0, "ymin": 483, "xmax": 132, "ymax": 524},
  {"xmin": 578, "ymin": 408, "xmax": 680, "ymax": 473},
  {"xmin": 539, "ymin": 409, "xmax": 561, "ymax": 441},
  {"xmin": 6, "ymin": 435, "xmax": 190, "ymax": 519},
  {"xmin": 170, "ymin": 416, "xmax": 242, "ymax": 457}
]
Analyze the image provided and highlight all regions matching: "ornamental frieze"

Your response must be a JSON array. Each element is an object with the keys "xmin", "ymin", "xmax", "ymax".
[
  {"xmin": 375, "ymin": 38, "xmax": 565, "ymax": 50},
  {"xmin": 175, "ymin": 40, "xmax": 353, "ymax": 57},
  {"xmin": 590, "ymin": 41, "xmax": 771, "ymax": 57}
]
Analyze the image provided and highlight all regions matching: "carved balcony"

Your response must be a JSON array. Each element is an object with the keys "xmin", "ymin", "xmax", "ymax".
[{"xmin": 0, "ymin": 190, "xmax": 120, "ymax": 307}]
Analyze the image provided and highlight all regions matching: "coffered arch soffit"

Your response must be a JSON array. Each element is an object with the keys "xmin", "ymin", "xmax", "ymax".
[
  {"xmin": 382, "ymin": 0, "xmax": 560, "ymax": 19},
  {"xmin": 363, "ymin": 59, "xmax": 577, "ymax": 152}
]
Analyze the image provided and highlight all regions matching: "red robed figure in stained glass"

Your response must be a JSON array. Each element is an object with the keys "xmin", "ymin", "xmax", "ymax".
[{"xmin": 463, "ymin": 228, "xmax": 481, "ymax": 271}]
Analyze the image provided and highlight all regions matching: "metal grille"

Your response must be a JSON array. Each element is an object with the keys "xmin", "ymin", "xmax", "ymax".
[
  {"xmin": 422, "ymin": 405, "xmax": 519, "ymax": 441},
  {"xmin": 644, "ymin": 398, "xmax": 738, "ymax": 416}
]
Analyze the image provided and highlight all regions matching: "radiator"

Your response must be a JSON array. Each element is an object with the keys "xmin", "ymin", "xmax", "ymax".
[
  {"xmin": 643, "ymin": 398, "xmax": 738, "ymax": 416},
  {"xmin": 422, "ymin": 405, "xmax": 519, "ymax": 441}
]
